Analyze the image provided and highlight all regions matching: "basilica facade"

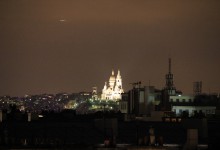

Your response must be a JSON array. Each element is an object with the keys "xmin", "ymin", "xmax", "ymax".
[{"xmin": 101, "ymin": 70, "xmax": 124, "ymax": 101}]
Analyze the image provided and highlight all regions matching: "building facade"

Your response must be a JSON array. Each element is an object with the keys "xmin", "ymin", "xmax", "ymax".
[
  {"xmin": 119, "ymin": 86, "xmax": 161, "ymax": 116},
  {"xmin": 170, "ymin": 94, "xmax": 218, "ymax": 117},
  {"xmin": 101, "ymin": 70, "xmax": 124, "ymax": 101}
]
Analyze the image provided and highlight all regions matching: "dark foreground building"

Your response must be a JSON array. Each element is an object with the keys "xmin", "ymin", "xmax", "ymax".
[{"xmin": 0, "ymin": 111, "xmax": 219, "ymax": 150}]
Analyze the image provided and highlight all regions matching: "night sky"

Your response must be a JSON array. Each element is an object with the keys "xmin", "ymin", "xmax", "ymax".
[{"xmin": 0, "ymin": 0, "xmax": 220, "ymax": 96}]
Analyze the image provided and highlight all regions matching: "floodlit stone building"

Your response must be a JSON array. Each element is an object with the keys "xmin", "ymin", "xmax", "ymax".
[{"xmin": 101, "ymin": 70, "xmax": 124, "ymax": 101}]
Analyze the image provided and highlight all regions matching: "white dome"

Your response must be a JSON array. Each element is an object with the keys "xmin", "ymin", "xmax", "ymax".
[{"xmin": 109, "ymin": 70, "xmax": 115, "ymax": 82}]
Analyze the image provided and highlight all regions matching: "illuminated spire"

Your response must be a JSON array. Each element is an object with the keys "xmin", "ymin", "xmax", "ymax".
[
  {"xmin": 118, "ymin": 69, "xmax": 120, "ymax": 76},
  {"xmin": 104, "ymin": 82, "xmax": 107, "ymax": 89},
  {"xmin": 117, "ymin": 69, "xmax": 121, "ymax": 78}
]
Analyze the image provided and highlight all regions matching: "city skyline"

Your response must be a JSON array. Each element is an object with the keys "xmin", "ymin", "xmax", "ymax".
[{"xmin": 1, "ymin": 0, "xmax": 220, "ymax": 96}]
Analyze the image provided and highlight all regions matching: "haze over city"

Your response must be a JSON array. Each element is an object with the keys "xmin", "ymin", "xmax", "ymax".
[{"xmin": 1, "ymin": 0, "xmax": 220, "ymax": 96}]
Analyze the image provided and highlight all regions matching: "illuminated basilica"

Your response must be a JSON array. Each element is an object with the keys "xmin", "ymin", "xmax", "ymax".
[{"xmin": 101, "ymin": 70, "xmax": 124, "ymax": 101}]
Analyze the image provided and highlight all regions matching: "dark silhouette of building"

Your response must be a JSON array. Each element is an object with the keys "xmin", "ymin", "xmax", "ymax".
[
  {"xmin": 193, "ymin": 81, "xmax": 202, "ymax": 96},
  {"xmin": 160, "ymin": 58, "xmax": 182, "ymax": 111}
]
